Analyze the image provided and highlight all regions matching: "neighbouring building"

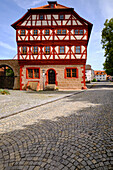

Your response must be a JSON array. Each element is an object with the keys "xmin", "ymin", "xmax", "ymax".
[
  {"xmin": 85, "ymin": 64, "xmax": 94, "ymax": 82},
  {"xmin": 94, "ymin": 71, "xmax": 107, "ymax": 81},
  {"xmin": 11, "ymin": 1, "xmax": 92, "ymax": 90}
]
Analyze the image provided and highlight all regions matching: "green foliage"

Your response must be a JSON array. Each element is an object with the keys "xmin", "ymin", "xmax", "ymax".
[
  {"xmin": 6, "ymin": 68, "xmax": 14, "ymax": 77},
  {"xmin": 0, "ymin": 89, "xmax": 10, "ymax": 95},
  {"xmin": 92, "ymin": 78, "xmax": 96, "ymax": 82},
  {"xmin": 101, "ymin": 18, "xmax": 113, "ymax": 76}
]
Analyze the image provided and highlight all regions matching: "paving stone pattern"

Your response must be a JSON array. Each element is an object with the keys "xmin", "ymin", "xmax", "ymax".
[{"xmin": 0, "ymin": 82, "xmax": 113, "ymax": 170}]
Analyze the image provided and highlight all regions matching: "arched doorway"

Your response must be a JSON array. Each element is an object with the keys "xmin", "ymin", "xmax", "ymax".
[
  {"xmin": 0, "ymin": 65, "xmax": 14, "ymax": 89},
  {"xmin": 48, "ymin": 69, "xmax": 55, "ymax": 84}
]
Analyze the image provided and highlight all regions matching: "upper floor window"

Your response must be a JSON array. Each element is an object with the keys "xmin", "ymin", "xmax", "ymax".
[
  {"xmin": 62, "ymin": 29, "xmax": 66, "ymax": 34},
  {"xmin": 40, "ymin": 15, "xmax": 44, "ymax": 20},
  {"xmin": 22, "ymin": 46, "xmax": 27, "ymax": 54},
  {"xmin": 57, "ymin": 29, "xmax": 66, "ymax": 34},
  {"xmin": 75, "ymin": 46, "xmax": 80, "ymax": 53},
  {"xmin": 79, "ymin": 30, "xmax": 83, "ymax": 34},
  {"xmin": 21, "ymin": 30, "xmax": 25, "ymax": 35},
  {"xmin": 34, "ymin": 30, "xmax": 38, "ymax": 35},
  {"xmin": 60, "ymin": 15, "xmax": 64, "ymax": 20},
  {"xmin": 57, "ymin": 29, "xmax": 61, "ymax": 34},
  {"xmin": 45, "ymin": 46, "xmax": 50, "ymax": 54},
  {"xmin": 60, "ymin": 46, "xmax": 65, "ymax": 54},
  {"xmin": 33, "ymin": 46, "xmax": 38, "ymax": 54},
  {"xmin": 75, "ymin": 30, "xmax": 78, "ymax": 34},
  {"xmin": 75, "ymin": 29, "xmax": 84, "ymax": 35},
  {"xmin": 45, "ymin": 30, "xmax": 49, "ymax": 35}
]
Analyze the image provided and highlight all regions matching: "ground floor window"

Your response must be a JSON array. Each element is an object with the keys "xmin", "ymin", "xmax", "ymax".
[
  {"xmin": 65, "ymin": 68, "xmax": 78, "ymax": 78},
  {"xmin": 26, "ymin": 68, "xmax": 40, "ymax": 79}
]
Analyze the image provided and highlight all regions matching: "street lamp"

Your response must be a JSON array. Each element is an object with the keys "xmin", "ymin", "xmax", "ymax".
[{"xmin": 42, "ymin": 69, "xmax": 45, "ymax": 91}]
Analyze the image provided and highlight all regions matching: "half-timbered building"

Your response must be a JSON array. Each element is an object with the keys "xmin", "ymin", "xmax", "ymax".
[{"xmin": 12, "ymin": 1, "xmax": 92, "ymax": 90}]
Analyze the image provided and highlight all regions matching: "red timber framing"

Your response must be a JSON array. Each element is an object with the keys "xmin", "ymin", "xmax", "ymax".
[{"xmin": 12, "ymin": 1, "xmax": 92, "ymax": 90}]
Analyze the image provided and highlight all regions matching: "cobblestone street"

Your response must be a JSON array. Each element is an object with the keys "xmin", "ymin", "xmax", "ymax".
[{"xmin": 0, "ymin": 82, "xmax": 113, "ymax": 170}]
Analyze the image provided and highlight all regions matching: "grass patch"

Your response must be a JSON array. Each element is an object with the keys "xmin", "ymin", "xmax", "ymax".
[{"xmin": 0, "ymin": 89, "xmax": 10, "ymax": 95}]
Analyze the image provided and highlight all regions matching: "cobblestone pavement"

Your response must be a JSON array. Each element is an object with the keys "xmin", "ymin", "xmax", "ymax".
[
  {"xmin": 0, "ymin": 90, "xmax": 80, "ymax": 119},
  {"xmin": 0, "ymin": 82, "xmax": 113, "ymax": 170}
]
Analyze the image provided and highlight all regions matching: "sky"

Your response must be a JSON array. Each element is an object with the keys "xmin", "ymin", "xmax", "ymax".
[{"xmin": 0, "ymin": 0, "xmax": 113, "ymax": 70}]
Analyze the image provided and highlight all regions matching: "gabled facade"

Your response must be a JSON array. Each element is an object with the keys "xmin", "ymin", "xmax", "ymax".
[
  {"xmin": 85, "ymin": 65, "xmax": 94, "ymax": 82},
  {"xmin": 94, "ymin": 71, "xmax": 107, "ymax": 81},
  {"xmin": 12, "ymin": 1, "xmax": 92, "ymax": 90}
]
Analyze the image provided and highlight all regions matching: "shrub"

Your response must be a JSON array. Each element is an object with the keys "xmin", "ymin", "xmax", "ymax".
[
  {"xmin": 0, "ymin": 89, "xmax": 10, "ymax": 95},
  {"xmin": 92, "ymin": 78, "xmax": 97, "ymax": 82}
]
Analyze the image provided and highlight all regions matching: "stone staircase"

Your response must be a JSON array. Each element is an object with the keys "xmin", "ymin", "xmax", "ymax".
[{"xmin": 45, "ymin": 84, "xmax": 58, "ymax": 91}]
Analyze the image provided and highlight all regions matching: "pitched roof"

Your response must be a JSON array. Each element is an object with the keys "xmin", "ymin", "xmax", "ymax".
[
  {"xmin": 94, "ymin": 71, "xmax": 106, "ymax": 75},
  {"xmin": 31, "ymin": 2, "xmax": 69, "ymax": 10}
]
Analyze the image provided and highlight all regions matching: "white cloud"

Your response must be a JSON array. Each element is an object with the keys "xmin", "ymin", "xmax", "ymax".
[
  {"xmin": 0, "ymin": 41, "xmax": 16, "ymax": 51},
  {"xmin": 14, "ymin": 0, "xmax": 46, "ymax": 9},
  {"xmin": 99, "ymin": 0, "xmax": 113, "ymax": 19}
]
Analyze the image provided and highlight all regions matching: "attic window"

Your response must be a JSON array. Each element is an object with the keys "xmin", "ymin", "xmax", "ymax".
[{"xmin": 51, "ymin": 4, "xmax": 54, "ymax": 8}]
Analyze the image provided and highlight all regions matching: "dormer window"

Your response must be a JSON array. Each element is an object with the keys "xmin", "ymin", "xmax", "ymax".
[
  {"xmin": 51, "ymin": 4, "xmax": 54, "ymax": 8},
  {"xmin": 48, "ymin": 1, "xmax": 57, "ymax": 8}
]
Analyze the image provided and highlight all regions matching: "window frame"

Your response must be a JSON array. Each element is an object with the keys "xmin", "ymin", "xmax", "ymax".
[
  {"xmin": 26, "ymin": 67, "xmax": 40, "ymax": 79},
  {"xmin": 33, "ymin": 46, "xmax": 38, "ymax": 54},
  {"xmin": 75, "ymin": 46, "xmax": 81, "ymax": 54},
  {"xmin": 21, "ymin": 30, "xmax": 25, "ymax": 36},
  {"xmin": 51, "ymin": 4, "xmax": 54, "ymax": 8},
  {"xmin": 57, "ymin": 29, "xmax": 67, "ymax": 35},
  {"xmin": 45, "ymin": 46, "xmax": 50, "ymax": 54},
  {"xmin": 39, "ymin": 14, "xmax": 44, "ymax": 20},
  {"xmin": 45, "ymin": 29, "xmax": 50, "ymax": 35},
  {"xmin": 59, "ymin": 14, "xmax": 64, "ymax": 20},
  {"xmin": 65, "ymin": 67, "xmax": 78, "ymax": 79},
  {"xmin": 33, "ymin": 30, "xmax": 38, "ymax": 35},
  {"xmin": 22, "ymin": 46, "xmax": 27, "ymax": 54},
  {"xmin": 59, "ymin": 46, "xmax": 65, "ymax": 54},
  {"xmin": 74, "ymin": 29, "xmax": 84, "ymax": 35}
]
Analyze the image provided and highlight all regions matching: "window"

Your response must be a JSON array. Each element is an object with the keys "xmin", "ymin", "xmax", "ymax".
[
  {"xmin": 75, "ymin": 30, "xmax": 78, "ymax": 34},
  {"xmin": 75, "ymin": 30, "xmax": 84, "ymax": 35},
  {"xmin": 21, "ymin": 30, "xmax": 25, "ymax": 35},
  {"xmin": 62, "ymin": 29, "xmax": 66, "ymax": 34},
  {"xmin": 45, "ymin": 46, "xmax": 50, "ymax": 54},
  {"xmin": 57, "ymin": 29, "xmax": 66, "ymax": 34},
  {"xmin": 27, "ymin": 68, "xmax": 40, "ymax": 79},
  {"xmin": 57, "ymin": 29, "xmax": 61, "ymax": 34},
  {"xmin": 65, "ymin": 68, "xmax": 77, "ymax": 78},
  {"xmin": 76, "ymin": 46, "xmax": 80, "ymax": 53},
  {"xmin": 22, "ymin": 47, "xmax": 27, "ymax": 54},
  {"xmin": 40, "ymin": 15, "xmax": 44, "ymax": 20},
  {"xmin": 60, "ymin": 46, "xmax": 65, "ymax": 53},
  {"xmin": 45, "ymin": 30, "xmax": 49, "ymax": 35},
  {"xmin": 79, "ymin": 30, "xmax": 83, "ymax": 34},
  {"xmin": 60, "ymin": 15, "xmax": 64, "ymax": 20},
  {"xmin": 34, "ymin": 30, "xmax": 38, "ymax": 35},
  {"xmin": 33, "ymin": 46, "xmax": 38, "ymax": 54},
  {"xmin": 51, "ymin": 4, "xmax": 54, "ymax": 8}
]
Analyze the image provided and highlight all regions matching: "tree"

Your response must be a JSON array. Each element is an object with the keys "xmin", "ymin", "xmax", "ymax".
[
  {"xmin": 6, "ymin": 67, "xmax": 14, "ymax": 77},
  {"xmin": 101, "ymin": 18, "xmax": 113, "ymax": 76}
]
